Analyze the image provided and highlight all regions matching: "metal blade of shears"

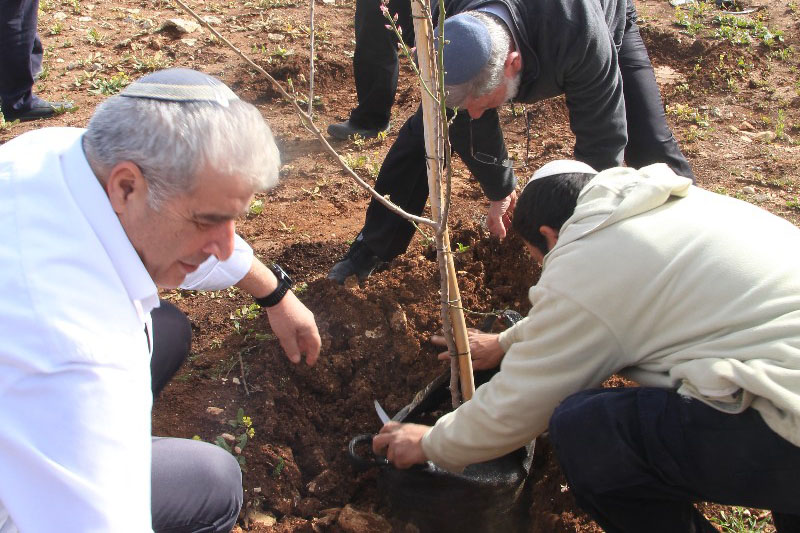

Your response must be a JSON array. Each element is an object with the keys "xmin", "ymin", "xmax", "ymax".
[{"xmin": 374, "ymin": 399, "xmax": 390, "ymax": 425}]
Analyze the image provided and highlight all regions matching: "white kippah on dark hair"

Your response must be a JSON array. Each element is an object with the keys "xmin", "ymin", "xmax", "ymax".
[{"xmin": 524, "ymin": 160, "xmax": 597, "ymax": 188}]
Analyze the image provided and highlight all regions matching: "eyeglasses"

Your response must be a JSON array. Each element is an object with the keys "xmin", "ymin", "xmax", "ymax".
[{"xmin": 468, "ymin": 109, "xmax": 532, "ymax": 170}]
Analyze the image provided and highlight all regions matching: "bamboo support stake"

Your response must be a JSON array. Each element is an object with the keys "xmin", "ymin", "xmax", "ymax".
[{"xmin": 411, "ymin": 0, "xmax": 475, "ymax": 401}]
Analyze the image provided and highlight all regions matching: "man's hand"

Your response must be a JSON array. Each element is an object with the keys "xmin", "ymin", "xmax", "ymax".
[
  {"xmin": 372, "ymin": 422, "xmax": 430, "ymax": 469},
  {"xmin": 265, "ymin": 291, "xmax": 321, "ymax": 366},
  {"xmin": 486, "ymin": 189, "xmax": 517, "ymax": 238},
  {"xmin": 431, "ymin": 328, "xmax": 505, "ymax": 370}
]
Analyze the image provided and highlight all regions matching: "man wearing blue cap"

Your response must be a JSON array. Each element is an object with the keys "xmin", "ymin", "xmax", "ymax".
[
  {"xmin": 374, "ymin": 160, "xmax": 800, "ymax": 531},
  {"xmin": 328, "ymin": 0, "xmax": 695, "ymax": 284},
  {"xmin": 0, "ymin": 68, "xmax": 321, "ymax": 532}
]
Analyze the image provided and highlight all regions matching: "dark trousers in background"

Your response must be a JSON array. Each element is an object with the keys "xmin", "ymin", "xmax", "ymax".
[
  {"xmin": 548, "ymin": 387, "xmax": 800, "ymax": 533},
  {"xmin": 349, "ymin": 0, "xmax": 413, "ymax": 130},
  {"xmin": 150, "ymin": 301, "xmax": 243, "ymax": 533},
  {"xmin": 620, "ymin": 2, "xmax": 695, "ymax": 180},
  {"xmin": 357, "ymin": 3, "xmax": 694, "ymax": 263},
  {"xmin": 0, "ymin": 0, "xmax": 41, "ymax": 115}
]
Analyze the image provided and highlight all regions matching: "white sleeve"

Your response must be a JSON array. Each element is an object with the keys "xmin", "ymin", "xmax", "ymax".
[
  {"xmin": 180, "ymin": 233, "xmax": 254, "ymax": 291},
  {"xmin": 421, "ymin": 287, "xmax": 622, "ymax": 472},
  {"xmin": 0, "ymin": 330, "xmax": 154, "ymax": 532}
]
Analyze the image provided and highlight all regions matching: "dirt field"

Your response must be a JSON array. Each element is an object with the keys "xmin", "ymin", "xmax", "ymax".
[{"xmin": 2, "ymin": 0, "xmax": 798, "ymax": 530}]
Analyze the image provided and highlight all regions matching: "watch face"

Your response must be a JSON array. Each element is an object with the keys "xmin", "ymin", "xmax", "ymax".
[{"xmin": 272, "ymin": 264, "xmax": 294, "ymax": 287}]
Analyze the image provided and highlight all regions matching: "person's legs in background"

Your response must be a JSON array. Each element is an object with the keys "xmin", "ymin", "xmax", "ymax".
[
  {"xmin": 0, "ymin": 0, "xmax": 71, "ymax": 121},
  {"xmin": 150, "ymin": 301, "xmax": 243, "ymax": 533},
  {"xmin": 549, "ymin": 387, "xmax": 800, "ymax": 533},
  {"xmin": 328, "ymin": 0, "xmax": 413, "ymax": 139},
  {"xmin": 618, "ymin": 0, "xmax": 695, "ymax": 182}
]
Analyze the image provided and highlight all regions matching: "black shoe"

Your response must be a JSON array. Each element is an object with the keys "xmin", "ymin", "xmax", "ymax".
[
  {"xmin": 328, "ymin": 238, "xmax": 384, "ymax": 284},
  {"xmin": 3, "ymin": 96, "xmax": 74, "ymax": 122},
  {"xmin": 327, "ymin": 120, "xmax": 390, "ymax": 140}
]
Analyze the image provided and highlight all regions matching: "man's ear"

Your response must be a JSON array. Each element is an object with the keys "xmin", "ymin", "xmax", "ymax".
[
  {"xmin": 539, "ymin": 225, "xmax": 559, "ymax": 251},
  {"xmin": 504, "ymin": 51, "xmax": 522, "ymax": 78},
  {"xmin": 105, "ymin": 161, "xmax": 148, "ymax": 215}
]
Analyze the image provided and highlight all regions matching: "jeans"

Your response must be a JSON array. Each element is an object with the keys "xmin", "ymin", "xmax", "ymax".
[
  {"xmin": 0, "ymin": 0, "xmax": 42, "ymax": 114},
  {"xmin": 549, "ymin": 388, "xmax": 800, "ymax": 532}
]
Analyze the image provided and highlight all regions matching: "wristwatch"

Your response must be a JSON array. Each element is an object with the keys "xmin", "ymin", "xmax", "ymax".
[{"xmin": 255, "ymin": 264, "xmax": 294, "ymax": 307}]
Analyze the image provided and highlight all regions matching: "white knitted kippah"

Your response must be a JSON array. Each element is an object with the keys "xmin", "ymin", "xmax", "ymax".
[
  {"xmin": 120, "ymin": 67, "xmax": 239, "ymax": 106},
  {"xmin": 524, "ymin": 160, "xmax": 597, "ymax": 188}
]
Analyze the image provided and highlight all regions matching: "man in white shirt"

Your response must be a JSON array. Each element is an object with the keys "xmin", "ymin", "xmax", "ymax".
[
  {"xmin": 374, "ymin": 161, "xmax": 800, "ymax": 531},
  {"xmin": 0, "ymin": 68, "xmax": 321, "ymax": 532}
]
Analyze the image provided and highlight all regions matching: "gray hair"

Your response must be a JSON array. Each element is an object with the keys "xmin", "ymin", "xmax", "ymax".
[
  {"xmin": 444, "ymin": 11, "xmax": 514, "ymax": 109},
  {"xmin": 84, "ymin": 95, "xmax": 280, "ymax": 208}
]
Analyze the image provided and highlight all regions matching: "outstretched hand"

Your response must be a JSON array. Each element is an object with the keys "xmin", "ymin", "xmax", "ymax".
[
  {"xmin": 266, "ymin": 291, "xmax": 321, "ymax": 366},
  {"xmin": 486, "ymin": 189, "xmax": 517, "ymax": 239},
  {"xmin": 431, "ymin": 328, "xmax": 505, "ymax": 370},
  {"xmin": 372, "ymin": 422, "xmax": 430, "ymax": 469}
]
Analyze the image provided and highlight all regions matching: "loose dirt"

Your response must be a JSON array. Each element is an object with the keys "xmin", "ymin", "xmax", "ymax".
[{"xmin": 2, "ymin": 0, "xmax": 798, "ymax": 530}]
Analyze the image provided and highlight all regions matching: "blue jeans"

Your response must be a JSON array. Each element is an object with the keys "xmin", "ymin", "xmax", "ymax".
[
  {"xmin": 549, "ymin": 388, "xmax": 800, "ymax": 532},
  {"xmin": 0, "ymin": 0, "xmax": 42, "ymax": 114}
]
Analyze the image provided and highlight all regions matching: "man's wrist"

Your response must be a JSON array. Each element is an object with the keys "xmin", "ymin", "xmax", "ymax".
[{"xmin": 254, "ymin": 264, "xmax": 294, "ymax": 307}]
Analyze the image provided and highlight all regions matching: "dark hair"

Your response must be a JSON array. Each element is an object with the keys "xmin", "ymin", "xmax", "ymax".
[{"xmin": 512, "ymin": 173, "xmax": 596, "ymax": 255}]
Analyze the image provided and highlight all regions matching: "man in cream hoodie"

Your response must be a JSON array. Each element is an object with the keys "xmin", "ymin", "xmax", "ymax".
[{"xmin": 373, "ymin": 161, "xmax": 800, "ymax": 531}]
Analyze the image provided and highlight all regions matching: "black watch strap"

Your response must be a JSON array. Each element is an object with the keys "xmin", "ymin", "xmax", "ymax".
[{"xmin": 255, "ymin": 264, "xmax": 294, "ymax": 307}]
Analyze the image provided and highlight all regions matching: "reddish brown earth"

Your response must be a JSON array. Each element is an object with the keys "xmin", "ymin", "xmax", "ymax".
[{"xmin": 2, "ymin": 0, "xmax": 798, "ymax": 530}]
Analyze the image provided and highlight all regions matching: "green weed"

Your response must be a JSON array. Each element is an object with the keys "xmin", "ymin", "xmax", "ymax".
[
  {"xmin": 88, "ymin": 72, "xmax": 130, "ymax": 95},
  {"xmin": 710, "ymin": 507, "xmax": 772, "ymax": 532}
]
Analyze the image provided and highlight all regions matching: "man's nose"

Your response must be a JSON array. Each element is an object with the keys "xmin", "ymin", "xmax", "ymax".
[{"xmin": 202, "ymin": 220, "xmax": 236, "ymax": 261}]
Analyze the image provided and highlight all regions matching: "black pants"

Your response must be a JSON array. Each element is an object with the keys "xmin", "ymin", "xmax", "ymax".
[
  {"xmin": 549, "ymin": 388, "xmax": 800, "ymax": 533},
  {"xmin": 348, "ymin": 0, "xmax": 413, "ymax": 129},
  {"xmin": 358, "ymin": 4, "xmax": 694, "ymax": 262},
  {"xmin": 150, "ymin": 302, "xmax": 243, "ymax": 533},
  {"xmin": 0, "ymin": 0, "xmax": 42, "ymax": 114}
]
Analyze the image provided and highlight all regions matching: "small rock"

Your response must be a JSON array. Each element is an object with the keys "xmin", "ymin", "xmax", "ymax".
[
  {"xmin": 233, "ymin": 446, "xmax": 242, "ymax": 454},
  {"xmin": 753, "ymin": 131, "xmax": 774, "ymax": 143},
  {"xmin": 754, "ymin": 193, "xmax": 771, "ymax": 203},
  {"xmin": 727, "ymin": 125, "xmax": 740, "ymax": 134},
  {"xmin": 246, "ymin": 509, "xmax": 277, "ymax": 528},
  {"xmin": 78, "ymin": 16, "xmax": 92, "ymax": 22},
  {"xmin": 389, "ymin": 309, "xmax": 408, "ymax": 331},
  {"xmin": 55, "ymin": 58, "xmax": 64, "ymax": 63},
  {"xmin": 739, "ymin": 121, "xmax": 755, "ymax": 132},
  {"xmin": 181, "ymin": 38, "xmax": 197, "ymax": 47},
  {"xmin": 115, "ymin": 38, "xmax": 132, "ymax": 49},
  {"xmin": 203, "ymin": 15, "xmax": 222, "ymax": 24},
  {"xmin": 160, "ymin": 18, "xmax": 201, "ymax": 34},
  {"xmin": 740, "ymin": 135, "xmax": 753, "ymax": 144},
  {"xmin": 364, "ymin": 327, "xmax": 384, "ymax": 339},
  {"xmin": 742, "ymin": 186, "xmax": 756, "ymax": 195},
  {"xmin": 267, "ymin": 33, "xmax": 285, "ymax": 42},
  {"xmin": 126, "ymin": 8, "xmax": 141, "ymax": 13},
  {"xmin": 306, "ymin": 469, "xmax": 338, "ymax": 496},
  {"xmin": 322, "ymin": 0, "xmax": 336, "ymax": 4},
  {"xmin": 220, "ymin": 432, "xmax": 235, "ymax": 443},
  {"xmin": 232, "ymin": 377, "xmax": 240, "ymax": 385},
  {"xmin": 206, "ymin": 406, "xmax": 224, "ymax": 415},
  {"xmin": 53, "ymin": 12, "xmax": 67, "ymax": 20},
  {"xmin": 336, "ymin": 505, "xmax": 391, "ymax": 533},
  {"xmin": 253, "ymin": 486, "xmax": 262, "ymax": 494}
]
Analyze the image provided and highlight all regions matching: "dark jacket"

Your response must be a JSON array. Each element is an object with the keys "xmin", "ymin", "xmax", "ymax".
[{"xmin": 438, "ymin": 0, "xmax": 630, "ymax": 197}]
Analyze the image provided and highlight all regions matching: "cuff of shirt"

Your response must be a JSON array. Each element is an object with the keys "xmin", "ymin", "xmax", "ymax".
[{"xmin": 179, "ymin": 234, "xmax": 253, "ymax": 291}]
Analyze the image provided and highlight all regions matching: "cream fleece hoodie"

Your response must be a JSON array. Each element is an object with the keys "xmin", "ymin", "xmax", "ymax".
[{"xmin": 422, "ymin": 164, "xmax": 800, "ymax": 472}]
